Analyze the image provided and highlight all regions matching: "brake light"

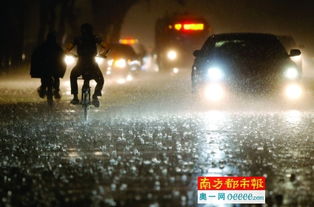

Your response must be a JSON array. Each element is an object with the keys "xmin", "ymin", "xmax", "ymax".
[
  {"xmin": 119, "ymin": 38, "xmax": 138, "ymax": 45},
  {"xmin": 174, "ymin": 23, "xmax": 204, "ymax": 31},
  {"xmin": 183, "ymin": 23, "xmax": 204, "ymax": 31}
]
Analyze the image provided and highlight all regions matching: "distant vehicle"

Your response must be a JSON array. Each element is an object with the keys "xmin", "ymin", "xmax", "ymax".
[
  {"xmin": 277, "ymin": 35, "xmax": 303, "ymax": 69},
  {"xmin": 119, "ymin": 37, "xmax": 148, "ymax": 70},
  {"xmin": 192, "ymin": 33, "xmax": 303, "ymax": 102},
  {"xmin": 155, "ymin": 13, "xmax": 211, "ymax": 74},
  {"xmin": 105, "ymin": 43, "xmax": 141, "ymax": 84}
]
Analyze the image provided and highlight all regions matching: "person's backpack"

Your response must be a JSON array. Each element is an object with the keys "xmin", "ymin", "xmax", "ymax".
[{"xmin": 30, "ymin": 44, "xmax": 66, "ymax": 78}]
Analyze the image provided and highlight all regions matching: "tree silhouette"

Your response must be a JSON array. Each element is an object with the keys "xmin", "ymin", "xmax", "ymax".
[
  {"xmin": 0, "ymin": 0, "xmax": 186, "ymax": 69},
  {"xmin": 37, "ymin": 0, "xmax": 141, "ymax": 44}
]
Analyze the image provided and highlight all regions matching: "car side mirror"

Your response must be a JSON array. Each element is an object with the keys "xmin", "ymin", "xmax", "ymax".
[
  {"xmin": 289, "ymin": 49, "xmax": 301, "ymax": 57},
  {"xmin": 193, "ymin": 50, "xmax": 201, "ymax": 57}
]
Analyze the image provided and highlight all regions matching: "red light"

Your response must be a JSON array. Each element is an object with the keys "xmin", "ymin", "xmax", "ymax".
[
  {"xmin": 119, "ymin": 38, "xmax": 138, "ymax": 45},
  {"xmin": 173, "ymin": 23, "xmax": 204, "ymax": 31},
  {"xmin": 183, "ymin": 23, "xmax": 204, "ymax": 31}
]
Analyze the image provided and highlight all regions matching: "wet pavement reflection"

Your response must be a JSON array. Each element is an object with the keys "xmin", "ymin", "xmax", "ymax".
[{"xmin": 0, "ymin": 73, "xmax": 314, "ymax": 206}]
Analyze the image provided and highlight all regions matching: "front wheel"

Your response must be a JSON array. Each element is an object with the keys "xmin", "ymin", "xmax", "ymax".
[
  {"xmin": 47, "ymin": 95, "xmax": 53, "ymax": 106},
  {"xmin": 46, "ymin": 88, "xmax": 53, "ymax": 107},
  {"xmin": 81, "ymin": 88, "xmax": 90, "ymax": 121},
  {"xmin": 83, "ymin": 104, "xmax": 88, "ymax": 121}
]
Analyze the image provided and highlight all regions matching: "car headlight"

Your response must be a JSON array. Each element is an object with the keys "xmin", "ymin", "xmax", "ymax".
[
  {"xmin": 284, "ymin": 67, "xmax": 299, "ymax": 80},
  {"xmin": 167, "ymin": 50, "xmax": 177, "ymax": 61},
  {"xmin": 129, "ymin": 60, "xmax": 140, "ymax": 66},
  {"xmin": 285, "ymin": 84, "xmax": 302, "ymax": 100},
  {"xmin": 172, "ymin": 67, "xmax": 179, "ymax": 74},
  {"xmin": 95, "ymin": 56, "xmax": 104, "ymax": 65},
  {"xmin": 107, "ymin": 59, "xmax": 114, "ymax": 66},
  {"xmin": 208, "ymin": 67, "xmax": 224, "ymax": 81},
  {"xmin": 115, "ymin": 59, "xmax": 127, "ymax": 68},
  {"xmin": 64, "ymin": 55, "xmax": 75, "ymax": 66}
]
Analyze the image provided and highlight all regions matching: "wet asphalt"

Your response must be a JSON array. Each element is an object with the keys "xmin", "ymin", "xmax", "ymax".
[{"xmin": 0, "ymin": 69, "xmax": 314, "ymax": 207}]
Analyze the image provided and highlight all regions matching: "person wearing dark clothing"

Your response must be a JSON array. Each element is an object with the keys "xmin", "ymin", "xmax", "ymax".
[
  {"xmin": 67, "ymin": 23, "xmax": 106, "ymax": 107},
  {"xmin": 30, "ymin": 32, "xmax": 66, "ymax": 99}
]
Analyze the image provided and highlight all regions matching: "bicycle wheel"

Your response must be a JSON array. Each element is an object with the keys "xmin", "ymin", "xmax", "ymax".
[
  {"xmin": 47, "ymin": 88, "xmax": 53, "ymax": 107},
  {"xmin": 46, "ymin": 76, "xmax": 54, "ymax": 107},
  {"xmin": 83, "ymin": 103, "xmax": 88, "ymax": 121},
  {"xmin": 82, "ymin": 89, "xmax": 89, "ymax": 121},
  {"xmin": 47, "ymin": 94, "xmax": 53, "ymax": 107},
  {"xmin": 82, "ymin": 77, "xmax": 91, "ymax": 121}
]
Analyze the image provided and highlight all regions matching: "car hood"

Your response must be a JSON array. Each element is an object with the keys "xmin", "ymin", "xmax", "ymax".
[{"xmin": 197, "ymin": 54, "xmax": 294, "ymax": 80}]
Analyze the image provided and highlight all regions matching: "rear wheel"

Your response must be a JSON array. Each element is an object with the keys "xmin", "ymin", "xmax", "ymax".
[
  {"xmin": 82, "ymin": 87, "xmax": 90, "ymax": 121},
  {"xmin": 47, "ymin": 88, "xmax": 53, "ymax": 107},
  {"xmin": 47, "ymin": 95, "xmax": 53, "ymax": 107},
  {"xmin": 83, "ymin": 104, "xmax": 88, "ymax": 121},
  {"xmin": 46, "ymin": 76, "xmax": 54, "ymax": 107}
]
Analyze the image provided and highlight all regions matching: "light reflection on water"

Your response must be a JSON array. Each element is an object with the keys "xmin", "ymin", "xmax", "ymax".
[
  {"xmin": 202, "ymin": 110, "xmax": 230, "ymax": 131},
  {"xmin": 283, "ymin": 110, "xmax": 302, "ymax": 125},
  {"xmin": 94, "ymin": 151, "xmax": 103, "ymax": 156},
  {"xmin": 68, "ymin": 151, "xmax": 79, "ymax": 158},
  {"xmin": 197, "ymin": 110, "xmax": 238, "ymax": 178},
  {"xmin": 67, "ymin": 148, "xmax": 80, "ymax": 159}
]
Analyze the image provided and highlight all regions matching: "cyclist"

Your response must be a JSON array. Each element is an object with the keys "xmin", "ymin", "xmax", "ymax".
[
  {"xmin": 31, "ymin": 32, "xmax": 66, "ymax": 99},
  {"xmin": 67, "ymin": 23, "xmax": 107, "ymax": 107}
]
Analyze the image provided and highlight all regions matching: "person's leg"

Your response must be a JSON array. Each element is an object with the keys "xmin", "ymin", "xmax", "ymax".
[
  {"xmin": 91, "ymin": 68, "xmax": 104, "ymax": 107},
  {"xmin": 46, "ymin": 76, "xmax": 53, "ymax": 97},
  {"xmin": 53, "ymin": 76, "xmax": 60, "ymax": 91},
  {"xmin": 70, "ymin": 68, "xmax": 80, "ymax": 95},
  {"xmin": 93, "ymin": 68, "xmax": 104, "ymax": 97},
  {"xmin": 38, "ymin": 77, "xmax": 47, "ymax": 98},
  {"xmin": 70, "ymin": 67, "xmax": 81, "ymax": 104}
]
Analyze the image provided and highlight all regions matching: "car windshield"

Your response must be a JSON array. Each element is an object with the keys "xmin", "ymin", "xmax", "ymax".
[{"xmin": 204, "ymin": 35, "xmax": 288, "ymax": 58}]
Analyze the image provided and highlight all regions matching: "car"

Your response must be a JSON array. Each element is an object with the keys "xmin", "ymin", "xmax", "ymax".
[
  {"xmin": 191, "ymin": 33, "xmax": 303, "ymax": 102},
  {"xmin": 119, "ymin": 38, "xmax": 151, "ymax": 71},
  {"xmin": 105, "ymin": 43, "xmax": 141, "ymax": 84}
]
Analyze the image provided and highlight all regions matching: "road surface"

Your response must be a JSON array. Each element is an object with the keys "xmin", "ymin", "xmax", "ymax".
[{"xmin": 0, "ymin": 67, "xmax": 314, "ymax": 207}]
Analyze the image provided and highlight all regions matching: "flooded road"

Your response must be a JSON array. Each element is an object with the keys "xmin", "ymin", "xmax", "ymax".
[{"xmin": 0, "ymin": 69, "xmax": 314, "ymax": 206}]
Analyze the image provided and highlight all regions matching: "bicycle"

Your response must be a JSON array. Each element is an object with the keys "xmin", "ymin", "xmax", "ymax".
[
  {"xmin": 79, "ymin": 73, "xmax": 93, "ymax": 121},
  {"xmin": 38, "ymin": 75, "xmax": 59, "ymax": 107},
  {"xmin": 67, "ymin": 50, "xmax": 110, "ymax": 121}
]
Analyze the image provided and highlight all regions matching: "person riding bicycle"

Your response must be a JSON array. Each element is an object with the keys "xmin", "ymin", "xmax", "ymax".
[
  {"xmin": 67, "ymin": 23, "xmax": 107, "ymax": 107},
  {"xmin": 31, "ymin": 32, "xmax": 66, "ymax": 99}
]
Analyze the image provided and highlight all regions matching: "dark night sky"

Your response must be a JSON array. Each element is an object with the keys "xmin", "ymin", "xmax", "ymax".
[{"xmin": 122, "ymin": 0, "xmax": 314, "ymax": 54}]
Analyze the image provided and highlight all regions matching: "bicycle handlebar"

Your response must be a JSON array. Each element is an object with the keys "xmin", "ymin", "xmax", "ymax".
[{"xmin": 66, "ymin": 48, "xmax": 110, "ymax": 58}]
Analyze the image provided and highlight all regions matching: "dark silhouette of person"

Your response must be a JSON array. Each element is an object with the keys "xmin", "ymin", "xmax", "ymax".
[
  {"xmin": 30, "ymin": 32, "xmax": 66, "ymax": 99},
  {"xmin": 67, "ymin": 23, "xmax": 107, "ymax": 107}
]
